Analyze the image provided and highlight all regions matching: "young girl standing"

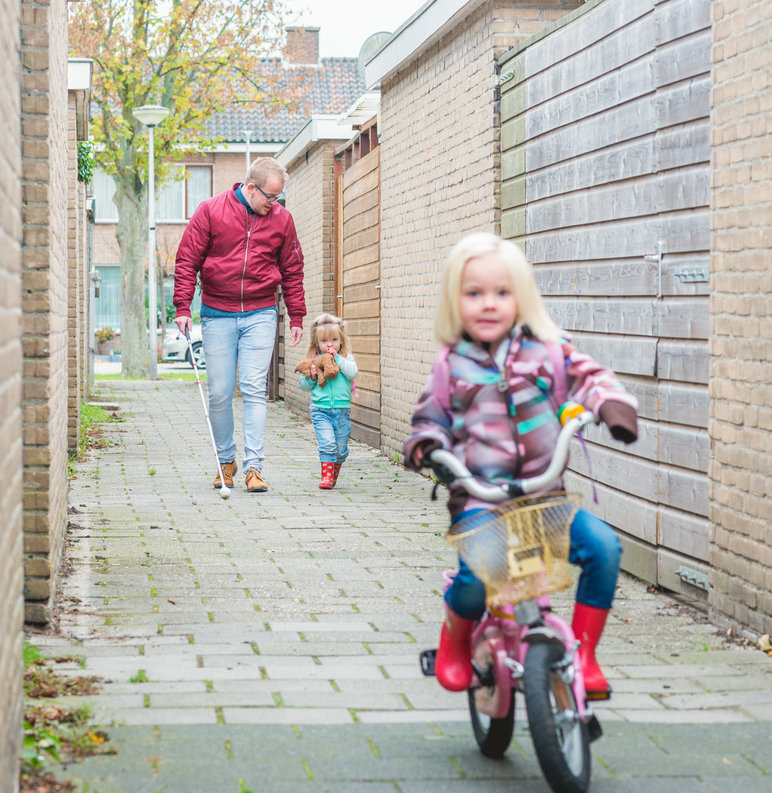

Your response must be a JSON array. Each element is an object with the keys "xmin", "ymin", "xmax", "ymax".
[
  {"xmin": 403, "ymin": 232, "xmax": 638, "ymax": 699},
  {"xmin": 299, "ymin": 314, "xmax": 359, "ymax": 489}
]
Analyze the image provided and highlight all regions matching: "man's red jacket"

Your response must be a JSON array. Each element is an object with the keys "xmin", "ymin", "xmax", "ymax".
[{"xmin": 173, "ymin": 184, "xmax": 306, "ymax": 328}]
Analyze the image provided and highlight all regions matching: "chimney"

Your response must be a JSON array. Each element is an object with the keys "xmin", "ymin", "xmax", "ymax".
[{"xmin": 285, "ymin": 26, "xmax": 320, "ymax": 65}]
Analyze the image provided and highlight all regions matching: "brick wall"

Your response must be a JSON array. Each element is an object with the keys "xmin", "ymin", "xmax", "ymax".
[
  {"xmin": 708, "ymin": 0, "xmax": 772, "ymax": 635},
  {"xmin": 378, "ymin": 0, "xmax": 581, "ymax": 458},
  {"xmin": 67, "ymin": 94, "xmax": 83, "ymax": 452},
  {"xmin": 285, "ymin": 26, "xmax": 320, "ymax": 66},
  {"xmin": 0, "ymin": 0, "xmax": 24, "ymax": 787},
  {"xmin": 22, "ymin": 0, "xmax": 71, "ymax": 624},
  {"xmin": 281, "ymin": 142, "xmax": 338, "ymax": 415}
]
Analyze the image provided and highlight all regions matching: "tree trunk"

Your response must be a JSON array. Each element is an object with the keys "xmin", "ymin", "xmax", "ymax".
[{"xmin": 115, "ymin": 186, "xmax": 149, "ymax": 378}]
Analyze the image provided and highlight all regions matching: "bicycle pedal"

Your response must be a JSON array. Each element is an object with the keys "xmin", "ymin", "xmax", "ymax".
[
  {"xmin": 585, "ymin": 685, "xmax": 612, "ymax": 702},
  {"xmin": 420, "ymin": 649, "xmax": 437, "ymax": 676},
  {"xmin": 586, "ymin": 714, "xmax": 603, "ymax": 743}
]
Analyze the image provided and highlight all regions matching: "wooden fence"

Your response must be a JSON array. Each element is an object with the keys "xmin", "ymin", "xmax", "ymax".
[{"xmin": 499, "ymin": 0, "xmax": 711, "ymax": 599}]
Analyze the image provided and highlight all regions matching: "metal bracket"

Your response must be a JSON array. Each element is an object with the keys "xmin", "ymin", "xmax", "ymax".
[
  {"xmin": 644, "ymin": 241, "xmax": 663, "ymax": 298},
  {"xmin": 674, "ymin": 268, "xmax": 708, "ymax": 283},
  {"xmin": 675, "ymin": 565, "xmax": 709, "ymax": 591}
]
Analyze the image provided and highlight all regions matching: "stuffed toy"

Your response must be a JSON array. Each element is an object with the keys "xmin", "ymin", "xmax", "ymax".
[{"xmin": 295, "ymin": 353, "xmax": 339, "ymax": 388}]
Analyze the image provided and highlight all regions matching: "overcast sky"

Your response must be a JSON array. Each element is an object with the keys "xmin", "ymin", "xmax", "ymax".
[{"xmin": 286, "ymin": 0, "xmax": 427, "ymax": 58}]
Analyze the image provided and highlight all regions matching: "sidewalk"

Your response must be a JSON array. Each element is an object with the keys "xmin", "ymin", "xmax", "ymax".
[{"xmin": 33, "ymin": 380, "xmax": 771, "ymax": 792}]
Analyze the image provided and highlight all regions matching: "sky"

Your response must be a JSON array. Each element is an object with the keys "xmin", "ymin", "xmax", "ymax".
[{"xmin": 286, "ymin": 0, "xmax": 428, "ymax": 58}]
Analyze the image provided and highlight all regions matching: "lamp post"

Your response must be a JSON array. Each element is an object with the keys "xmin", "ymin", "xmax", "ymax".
[
  {"xmin": 243, "ymin": 129, "xmax": 253, "ymax": 171},
  {"xmin": 132, "ymin": 104, "xmax": 170, "ymax": 379}
]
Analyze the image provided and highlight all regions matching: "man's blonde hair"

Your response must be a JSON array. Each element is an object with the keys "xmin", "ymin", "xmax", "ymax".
[
  {"xmin": 435, "ymin": 232, "xmax": 560, "ymax": 345},
  {"xmin": 246, "ymin": 157, "xmax": 288, "ymax": 189}
]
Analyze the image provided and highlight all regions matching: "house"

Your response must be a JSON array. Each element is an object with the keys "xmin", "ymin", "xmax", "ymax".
[{"xmin": 91, "ymin": 27, "xmax": 366, "ymax": 338}]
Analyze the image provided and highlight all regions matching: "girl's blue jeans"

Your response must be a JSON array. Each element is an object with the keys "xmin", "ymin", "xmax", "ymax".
[
  {"xmin": 445, "ymin": 507, "xmax": 622, "ymax": 619},
  {"xmin": 311, "ymin": 407, "xmax": 351, "ymax": 463},
  {"xmin": 201, "ymin": 308, "xmax": 277, "ymax": 473}
]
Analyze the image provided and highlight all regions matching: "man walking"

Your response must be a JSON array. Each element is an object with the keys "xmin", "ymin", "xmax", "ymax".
[{"xmin": 174, "ymin": 157, "xmax": 306, "ymax": 493}]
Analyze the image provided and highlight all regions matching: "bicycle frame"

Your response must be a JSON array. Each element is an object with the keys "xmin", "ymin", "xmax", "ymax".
[{"xmin": 467, "ymin": 595, "xmax": 590, "ymax": 722}]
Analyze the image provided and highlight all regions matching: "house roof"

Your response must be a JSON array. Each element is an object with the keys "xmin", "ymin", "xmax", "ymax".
[{"xmin": 207, "ymin": 57, "xmax": 367, "ymax": 145}]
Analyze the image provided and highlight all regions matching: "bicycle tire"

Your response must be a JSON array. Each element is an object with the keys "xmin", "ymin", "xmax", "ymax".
[
  {"xmin": 468, "ymin": 686, "xmax": 515, "ymax": 758},
  {"xmin": 523, "ymin": 642, "xmax": 591, "ymax": 793}
]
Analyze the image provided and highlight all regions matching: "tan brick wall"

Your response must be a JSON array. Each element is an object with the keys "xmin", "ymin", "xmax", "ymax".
[
  {"xmin": 281, "ymin": 142, "xmax": 338, "ymax": 416},
  {"xmin": 378, "ymin": 0, "xmax": 581, "ymax": 458},
  {"xmin": 1, "ymin": 0, "xmax": 24, "ymax": 787},
  {"xmin": 67, "ymin": 94, "xmax": 82, "ymax": 452},
  {"xmin": 708, "ymin": 0, "xmax": 772, "ymax": 635},
  {"xmin": 22, "ymin": 0, "xmax": 70, "ymax": 624}
]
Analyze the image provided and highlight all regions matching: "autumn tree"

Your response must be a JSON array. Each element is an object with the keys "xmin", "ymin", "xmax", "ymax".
[{"xmin": 69, "ymin": 0, "xmax": 296, "ymax": 377}]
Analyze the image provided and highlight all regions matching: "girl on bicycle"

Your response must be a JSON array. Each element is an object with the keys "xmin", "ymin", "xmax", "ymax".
[
  {"xmin": 299, "ymin": 313, "xmax": 358, "ymax": 489},
  {"xmin": 403, "ymin": 232, "xmax": 638, "ymax": 699}
]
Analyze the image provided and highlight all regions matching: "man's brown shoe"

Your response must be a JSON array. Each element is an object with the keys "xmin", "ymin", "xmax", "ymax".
[
  {"xmin": 213, "ymin": 461, "xmax": 237, "ymax": 489},
  {"xmin": 245, "ymin": 467, "xmax": 268, "ymax": 493}
]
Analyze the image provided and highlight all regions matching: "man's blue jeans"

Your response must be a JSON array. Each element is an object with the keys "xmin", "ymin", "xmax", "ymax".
[
  {"xmin": 201, "ymin": 308, "xmax": 277, "ymax": 473},
  {"xmin": 310, "ymin": 407, "xmax": 351, "ymax": 463}
]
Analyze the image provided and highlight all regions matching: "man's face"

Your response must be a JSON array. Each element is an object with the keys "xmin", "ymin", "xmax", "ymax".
[{"xmin": 245, "ymin": 174, "xmax": 284, "ymax": 216}]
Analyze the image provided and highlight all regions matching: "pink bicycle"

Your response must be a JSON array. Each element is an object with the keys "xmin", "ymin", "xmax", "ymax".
[{"xmin": 420, "ymin": 410, "xmax": 602, "ymax": 793}]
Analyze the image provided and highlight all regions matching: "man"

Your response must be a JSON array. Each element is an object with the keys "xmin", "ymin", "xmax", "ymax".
[{"xmin": 174, "ymin": 157, "xmax": 305, "ymax": 493}]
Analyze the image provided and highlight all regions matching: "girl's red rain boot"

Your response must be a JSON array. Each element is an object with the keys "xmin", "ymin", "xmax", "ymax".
[
  {"xmin": 319, "ymin": 462, "xmax": 334, "ymax": 489},
  {"xmin": 572, "ymin": 602, "xmax": 612, "ymax": 700},
  {"xmin": 331, "ymin": 463, "xmax": 343, "ymax": 487},
  {"xmin": 435, "ymin": 607, "xmax": 476, "ymax": 692}
]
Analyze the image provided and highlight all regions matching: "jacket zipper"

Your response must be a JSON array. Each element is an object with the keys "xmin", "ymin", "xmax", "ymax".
[{"xmin": 241, "ymin": 211, "xmax": 255, "ymax": 311}]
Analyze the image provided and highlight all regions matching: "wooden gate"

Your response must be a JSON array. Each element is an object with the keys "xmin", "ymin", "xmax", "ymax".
[{"xmin": 336, "ymin": 125, "xmax": 381, "ymax": 447}]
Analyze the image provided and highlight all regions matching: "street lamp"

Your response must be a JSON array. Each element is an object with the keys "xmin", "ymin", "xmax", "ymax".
[
  {"xmin": 243, "ymin": 129, "xmax": 253, "ymax": 171},
  {"xmin": 132, "ymin": 104, "xmax": 170, "ymax": 379}
]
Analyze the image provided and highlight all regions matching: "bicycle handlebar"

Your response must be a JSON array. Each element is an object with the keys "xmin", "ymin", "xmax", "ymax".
[{"xmin": 428, "ymin": 410, "xmax": 597, "ymax": 502}]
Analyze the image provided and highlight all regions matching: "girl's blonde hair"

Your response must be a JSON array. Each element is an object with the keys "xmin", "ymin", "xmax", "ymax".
[
  {"xmin": 435, "ymin": 232, "xmax": 560, "ymax": 345},
  {"xmin": 307, "ymin": 313, "xmax": 350, "ymax": 357}
]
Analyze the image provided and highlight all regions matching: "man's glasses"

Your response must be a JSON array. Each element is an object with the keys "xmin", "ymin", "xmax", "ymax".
[{"xmin": 254, "ymin": 184, "xmax": 282, "ymax": 203}]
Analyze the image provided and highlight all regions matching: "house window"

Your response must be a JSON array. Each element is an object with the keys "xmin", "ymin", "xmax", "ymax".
[
  {"xmin": 93, "ymin": 164, "xmax": 213, "ymax": 223},
  {"xmin": 94, "ymin": 265, "xmax": 121, "ymax": 332},
  {"xmin": 94, "ymin": 169, "xmax": 118, "ymax": 222},
  {"xmin": 157, "ymin": 164, "xmax": 213, "ymax": 221}
]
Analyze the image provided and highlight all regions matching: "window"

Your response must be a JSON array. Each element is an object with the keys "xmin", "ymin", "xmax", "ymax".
[
  {"xmin": 92, "ymin": 164, "xmax": 213, "ymax": 223},
  {"xmin": 94, "ymin": 265, "xmax": 121, "ymax": 332},
  {"xmin": 157, "ymin": 164, "xmax": 213, "ymax": 221},
  {"xmin": 94, "ymin": 169, "xmax": 118, "ymax": 222}
]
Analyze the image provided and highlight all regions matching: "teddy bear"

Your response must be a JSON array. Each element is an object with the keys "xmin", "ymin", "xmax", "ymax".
[{"xmin": 294, "ymin": 352, "xmax": 339, "ymax": 387}]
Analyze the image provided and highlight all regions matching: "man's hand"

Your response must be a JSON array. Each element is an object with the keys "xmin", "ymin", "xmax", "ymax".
[
  {"xmin": 175, "ymin": 316, "xmax": 192, "ymax": 337},
  {"xmin": 289, "ymin": 326, "xmax": 303, "ymax": 347}
]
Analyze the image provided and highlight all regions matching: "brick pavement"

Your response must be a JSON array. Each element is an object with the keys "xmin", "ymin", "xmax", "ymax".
[{"xmin": 29, "ymin": 378, "xmax": 772, "ymax": 792}]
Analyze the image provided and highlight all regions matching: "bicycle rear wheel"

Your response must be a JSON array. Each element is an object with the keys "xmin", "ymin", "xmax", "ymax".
[
  {"xmin": 468, "ymin": 687, "xmax": 515, "ymax": 758},
  {"xmin": 523, "ymin": 642, "xmax": 590, "ymax": 793},
  {"xmin": 467, "ymin": 640, "xmax": 515, "ymax": 758}
]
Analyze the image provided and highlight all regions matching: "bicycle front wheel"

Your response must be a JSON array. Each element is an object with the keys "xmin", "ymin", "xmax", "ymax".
[{"xmin": 523, "ymin": 642, "xmax": 590, "ymax": 793}]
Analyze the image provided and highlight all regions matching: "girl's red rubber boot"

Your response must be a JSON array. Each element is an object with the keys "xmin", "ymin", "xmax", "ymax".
[
  {"xmin": 435, "ymin": 607, "xmax": 476, "ymax": 691},
  {"xmin": 572, "ymin": 602, "xmax": 612, "ymax": 700},
  {"xmin": 331, "ymin": 462, "xmax": 343, "ymax": 487},
  {"xmin": 319, "ymin": 462, "xmax": 334, "ymax": 489}
]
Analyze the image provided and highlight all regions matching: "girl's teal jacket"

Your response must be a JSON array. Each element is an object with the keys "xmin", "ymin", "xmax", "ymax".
[{"xmin": 299, "ymin": 354, "xmax": 358, "ymax": 408}]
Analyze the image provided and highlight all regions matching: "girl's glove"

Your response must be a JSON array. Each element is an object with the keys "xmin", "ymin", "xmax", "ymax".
[
  {"xmin": 407, "ymin": 439, "xmax": 442, "ymax": 471},
  {"xmin": 598, "ymin": 402, "xmax": 638, "ymax": 444}
]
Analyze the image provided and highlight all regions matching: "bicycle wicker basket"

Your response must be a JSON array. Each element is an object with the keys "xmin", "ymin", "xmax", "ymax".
[{"xmin": 446, "ymin": 492, "xmax": 581, "ymax": 606}]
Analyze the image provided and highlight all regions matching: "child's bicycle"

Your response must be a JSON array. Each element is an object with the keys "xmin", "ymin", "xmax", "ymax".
[{"xmin": 419, "ymin": 409, "xmax": 602, "ymax": 793}]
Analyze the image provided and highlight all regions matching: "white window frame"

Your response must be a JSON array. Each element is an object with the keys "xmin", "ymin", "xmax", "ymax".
[
  {"xmin": 92, "ymin": 164, "xmax": 213, "ymax": 224},
  {"xmin": 157, "ymin": 164, "xmax": 214, "ymax": 223}
]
